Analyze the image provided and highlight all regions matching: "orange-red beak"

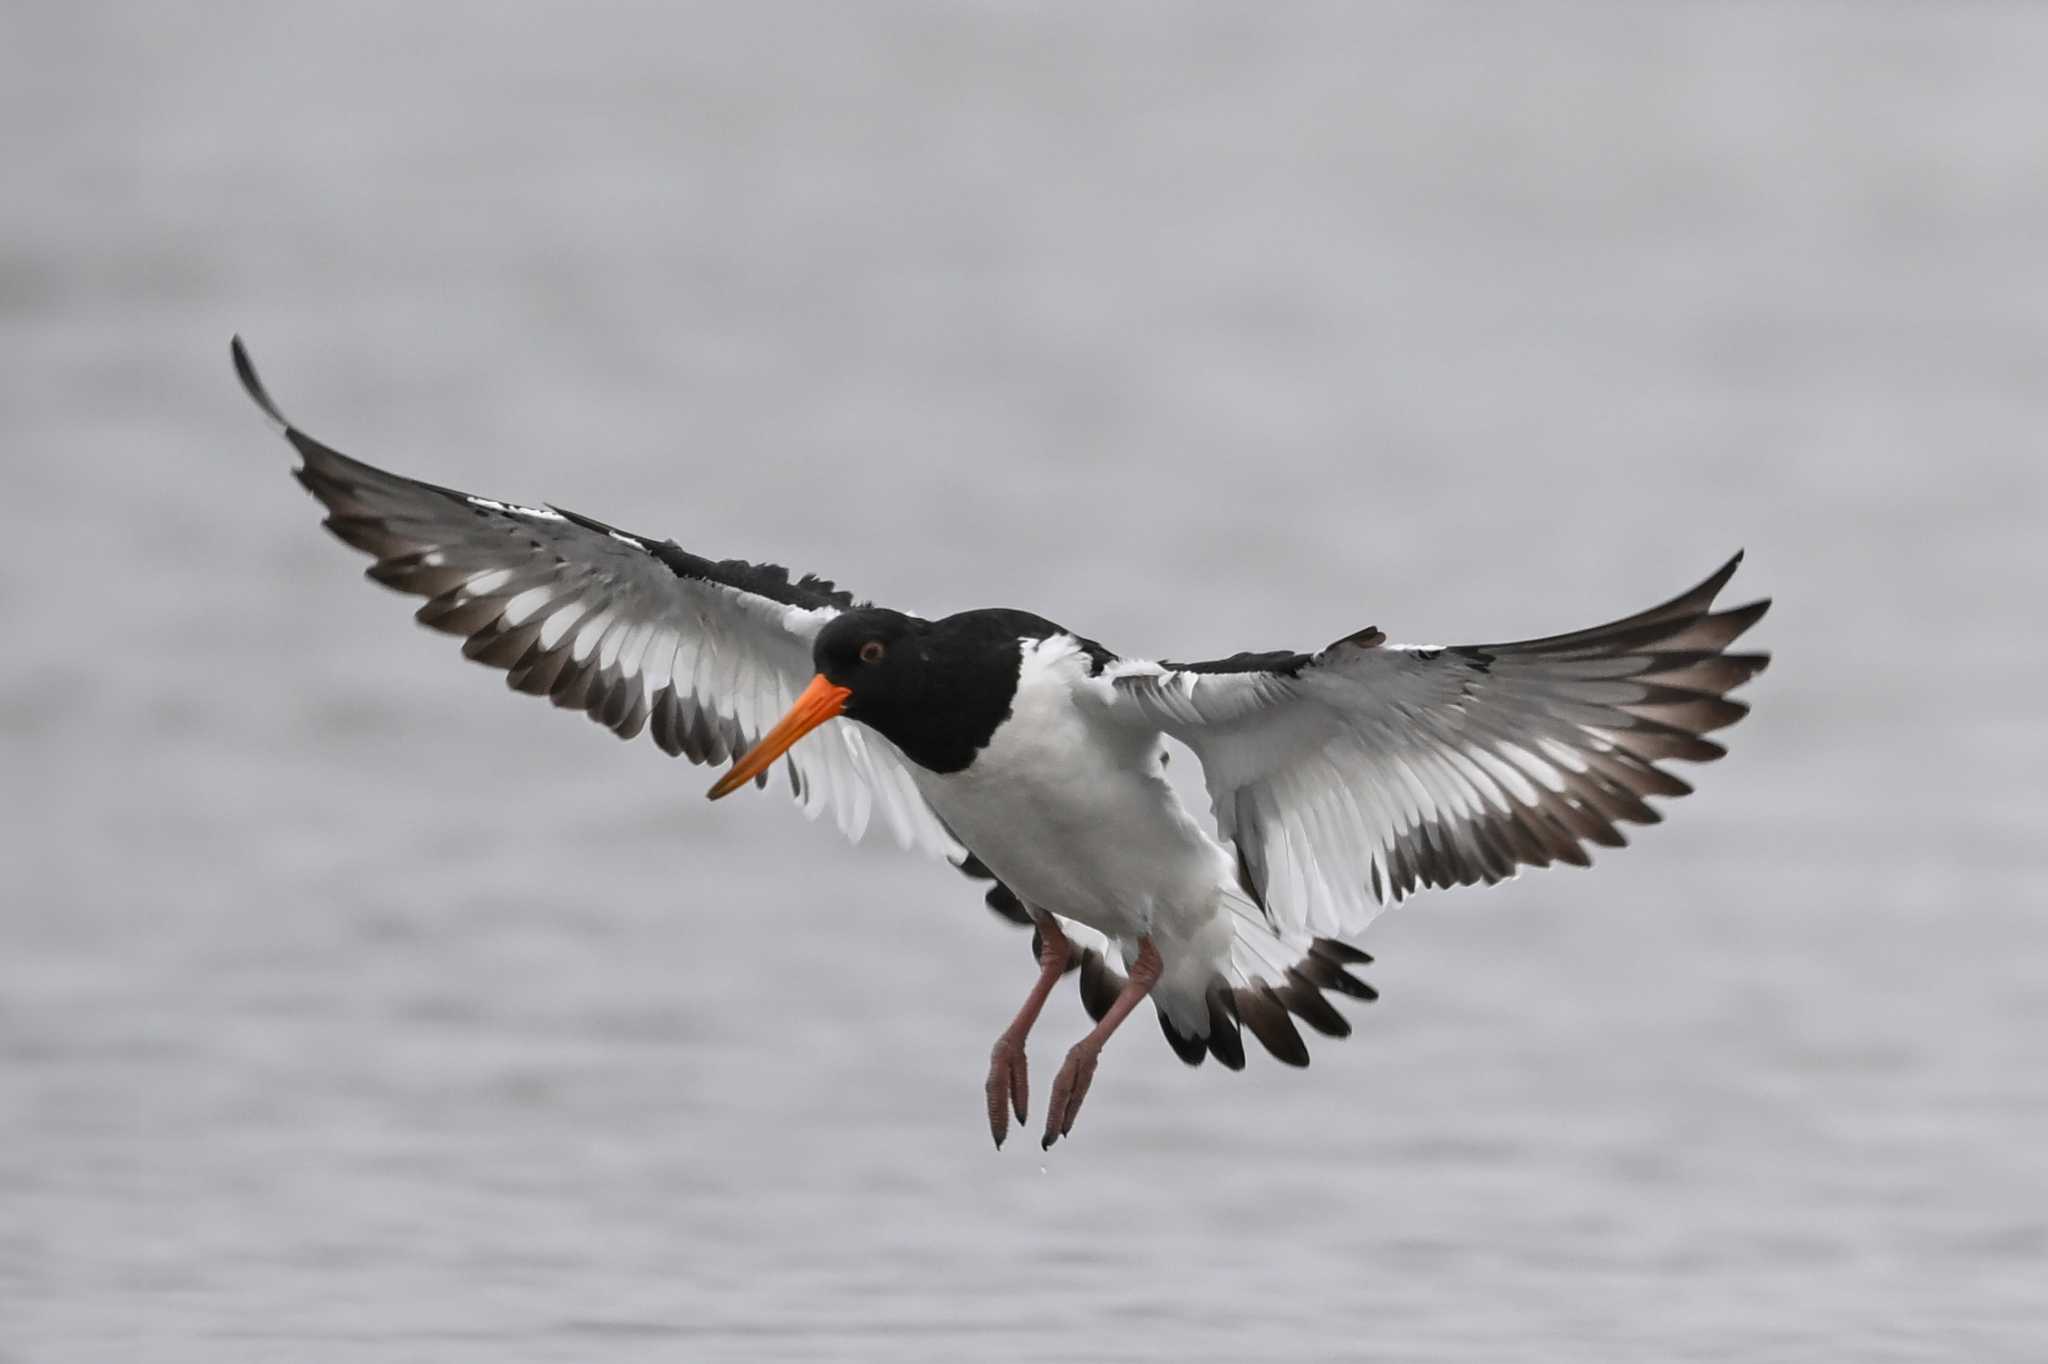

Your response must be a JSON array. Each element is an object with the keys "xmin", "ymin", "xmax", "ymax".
[{"xmin": 706, "ymin": 674, "xmax": 852, "ymax": 800}]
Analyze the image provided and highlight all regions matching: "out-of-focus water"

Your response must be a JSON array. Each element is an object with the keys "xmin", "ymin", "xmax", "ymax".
[{"xmin": 4, "ymin": 4, "xmax": 2045, "ymax": 1359}]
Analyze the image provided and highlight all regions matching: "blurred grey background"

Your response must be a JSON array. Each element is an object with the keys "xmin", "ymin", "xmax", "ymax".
[{"xmin": 4, "ymin": 3, "xmax": 2045, "ymax": 1360}]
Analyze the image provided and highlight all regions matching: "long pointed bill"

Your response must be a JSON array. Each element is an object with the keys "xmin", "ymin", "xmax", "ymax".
[{"xmin": 706, "ymin": 674, "xmax": 852, "ymax": 800}]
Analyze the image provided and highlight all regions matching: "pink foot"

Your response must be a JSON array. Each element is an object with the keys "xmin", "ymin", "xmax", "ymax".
[
  {"xmin": 986, "ymin": 1034, "xmax": 1029, "ymax": 1149},
  {"xmin": 1041, "ymin": 1039, "xmax": 1102, "ymax": 1150}
]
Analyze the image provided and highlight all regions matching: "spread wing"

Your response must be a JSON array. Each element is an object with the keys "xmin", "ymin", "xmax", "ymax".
[
  {"xmin": 235, "ymin": 338, "xmax": 961, "ymax": 859},
  {"xmin": 1096, "ymin": 555, "xmax": 1769, "ymax": 937}
]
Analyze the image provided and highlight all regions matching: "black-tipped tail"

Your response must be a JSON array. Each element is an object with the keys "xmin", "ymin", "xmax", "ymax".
[{"xmin": 1157, "ymin": 937, "xmax": 1378, "ymax": 1071}]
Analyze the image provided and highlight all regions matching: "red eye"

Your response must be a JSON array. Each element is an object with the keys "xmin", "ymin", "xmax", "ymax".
[{"xmin": 859, "ymin": 640, "xmax": 886, "ymax": 664}]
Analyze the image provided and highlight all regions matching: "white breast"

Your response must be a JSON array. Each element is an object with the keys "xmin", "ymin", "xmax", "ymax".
[{"xmin": 912, "ymin": 636, "xmax": 1228, "ymax": 942}]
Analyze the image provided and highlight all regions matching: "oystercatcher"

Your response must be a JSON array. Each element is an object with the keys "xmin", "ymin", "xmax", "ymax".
[{"xmin": 235, "ymin": 338, "xmax": 1771, "ymax": 1150}]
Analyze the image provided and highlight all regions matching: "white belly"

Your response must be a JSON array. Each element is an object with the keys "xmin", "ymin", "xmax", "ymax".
[{"xmin": 910, "ymin": 638, "xmax": 1228, "ymax": 942}]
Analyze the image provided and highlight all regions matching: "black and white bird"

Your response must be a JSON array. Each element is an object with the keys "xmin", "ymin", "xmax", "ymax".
[{"xmin": 235, "ymin": 338, "xmax": 1771, "ymax": 1150}]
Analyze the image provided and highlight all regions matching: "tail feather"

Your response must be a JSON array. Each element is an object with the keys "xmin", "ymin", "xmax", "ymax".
[
  {"xmin": 1139, "ymin": 931, "xmax": 1377, "ymax": 1069},
  {"xmin": 1204, "ymin": 985, "xmax": 1247, "ymax": 1070},
  {"xmin": 975, "ymin": 866, "xmax": 1378, "ymax": 1071},
  {"xmin": 1278, "ymin": 967, "xmax": 1353, "ymax": 1037},
  {"xmin": 1234, "ymin": 983, "xmax": 1311, "ymax": 1066},
  {"xmin": 1158, "ymin": 1010, "xmax": 1210, "ymax": 1065}
]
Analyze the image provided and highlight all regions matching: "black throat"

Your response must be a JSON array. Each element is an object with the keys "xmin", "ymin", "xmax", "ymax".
[{"xmin": 848, "ymin": 609, "xmax": 1105, "ymax": 775}]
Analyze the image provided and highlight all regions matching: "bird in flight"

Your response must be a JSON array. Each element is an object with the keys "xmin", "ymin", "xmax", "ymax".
[{"xmin": 235, "ymin": 338, "xmax": 1770, "ymax": 1151}]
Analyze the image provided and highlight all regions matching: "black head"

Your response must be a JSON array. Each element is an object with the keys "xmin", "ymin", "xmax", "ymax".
[
  {"xmin": 707, "ymin": 606, "xmax": 1057, "ymax": 799},
  {"xmin": 818, "ymin": 607, "xmax": 1076, "ymax": 773},
  {"xmin": 811, "ymin": 607, "xmax": 929, "ymax": 720}
]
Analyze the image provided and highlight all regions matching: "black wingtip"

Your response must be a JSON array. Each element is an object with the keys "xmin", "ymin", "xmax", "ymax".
[
  {"xmin": 1695, "ymin": 548, "xmax": 1747, "ymax": 604},
  {"xmin": 231, "ymin": 334, "xmax": 293, "ymax": 432}
]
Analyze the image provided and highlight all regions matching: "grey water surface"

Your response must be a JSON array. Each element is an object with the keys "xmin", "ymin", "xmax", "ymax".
[{"xmin": 4, "ymin": 4, "xmax": 2046, "ymax": 1360}]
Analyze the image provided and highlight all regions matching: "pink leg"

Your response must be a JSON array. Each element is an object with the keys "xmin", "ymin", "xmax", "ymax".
[
  {"xmin": 985, "ymin": 919, "xmax": 1073, "ymax": 1149},
  {"xmin": 1042, "ymin": 936, "xmax": 1162, "ymax": 1150}
]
